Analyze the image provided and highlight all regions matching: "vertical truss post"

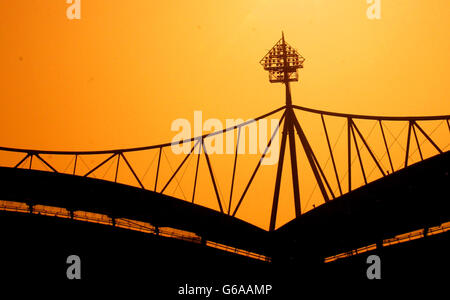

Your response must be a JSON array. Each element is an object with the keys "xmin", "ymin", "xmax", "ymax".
[
  {"xmin": 114, "ymin": 153, "xmax": 121, "ymax": 183},
  {"xmin": 228, "ymin": 127, "xmax": 241, "ymax": 215},
  {"xmin": 379, "ymin": 120, "xmax": 394, "ymax": 174},
  {"xmin": 154, "ymin": 147, "xmax": 162, "ymax": 191},
  {"xmin": 412, "ymin": 123, "xmax": 423, "ymax": 161},
  {"xmin": 321, "ymin": 114, "xmax": 343, "ymax": 196},
  {"xmin": 73, "ymin": 154, "xmax": 78, "ymax": 175},
  {"xmin": 404, "ymin": 121, "xmax": 412, "ymax": 168},
  {"xmin": 192, "ymin": 139, "xmax": 201, "ymax": 204},
  {"xmin": 347, "ymin": 118, "xmax": 352, "ymax": 193},
  {"xmin": 350, "ymin": 120, "xmax": 367, "ymax": 184},
  {"xmin": 29, "ymin": 153, "xmax": 33, "ymax": 169}
]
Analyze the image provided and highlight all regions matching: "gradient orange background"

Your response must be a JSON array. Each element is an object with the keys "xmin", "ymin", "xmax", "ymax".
[{"xmin": 0, "ymin": 1, "xmax": 449, "ymax": 229}]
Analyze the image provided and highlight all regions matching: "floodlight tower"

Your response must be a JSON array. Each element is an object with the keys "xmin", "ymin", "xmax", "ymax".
[
  {"xmin": 261, "ymin": 33, "xmax": 327, "ymax": 231},
  {"xmin": 260, "ymin": 32, "xmax": 305, "ymax": 104}
]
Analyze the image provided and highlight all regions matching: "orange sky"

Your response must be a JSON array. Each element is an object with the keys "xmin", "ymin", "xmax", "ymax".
[{"xmin": 0, "ymin": 1, "xmax": 449, "ymax": 229}]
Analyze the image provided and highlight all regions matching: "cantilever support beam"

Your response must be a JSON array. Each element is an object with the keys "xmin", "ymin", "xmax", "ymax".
[
  {"xmin": 269, "ymin": 115, "xmax": 289, "ymax": 231},
  {"xmin": 154, "ymin": 147, "xmax": 162, "ymax": 191},
  {"xmin": 412, "ymin": 124, "xmax": 423, "ymax": 161},
  {"xmin": 404, "ymin": 122, "xmax": 413, "ymax": 168},
  {"xmin": 379, "ymin": 121, "xmax": 394, "ymax": 174},
  {"xmin": 34, "ymin": 153, "xmax": 58, "ymax": 173},
  {"xmin": 234, "ymin": 113, "xmax": 285, "ymax": 218},
  {"xmin": 191, "ymin": 141, "xmax": 201, "ymax": 204},
  {"xmin": 351, "ymin": 119, "xmax": 386, "ymax": 177},
  {"xmin": 287, "ymin": 110, "xmax": 302, "ymax": 218},
  {"xmin": 350, "ymin": 122, "xmax": 367, "ymax": 184},
  {"xmin": 347, "ymin": 118, "xmax": 352, "ymax": 192},
  {"xmin": 228, "ymin": 127, "xmax": 241, "ymax": 215},
  {"xmin": 310, "ymin": 146, "xmax": 336, "ymax": 200},
  {"xmin": 14, "ymin": 153, "xmax": 31, "ymax": 169},
  {"xmin": 413, "ymin": 121, "xmax": 443, "ymax": 154},
  {"xmin": 202, "ymin": 141, "xmax": 224, "ymax": 213},
  {"xmin": 321, "ymin": 114, "xmax": 343, "ymax": 196},
  {"xmin": 84, "ymin": 153, "xmax": 117, "ymax": 177},
  {"xmin": 73, "ymin": 154, "xmax": 78, "ymax": 175},
  {"xmin": 114, "ymin": 154, "xmax": 120, "ymax": 183},
  {"xmin": 292, "ymin": 115, "xmax": 330, "ymax": 204},
  {"xmin": 160, "ymin": 141, "xmax": 199, "ymax": 194},
  {"xmin": 121, "ymin": 153, "xmax": 145, "ymax": 189}
]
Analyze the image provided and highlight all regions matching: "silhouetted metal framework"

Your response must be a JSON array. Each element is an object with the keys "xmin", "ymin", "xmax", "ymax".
[
  {"xmin": 260, "ymin": 32, "xmax": 305, "ymax": 83},
  {"xmin": 0, "ymin": 34, "xmax": 449, "ymax": 231}
]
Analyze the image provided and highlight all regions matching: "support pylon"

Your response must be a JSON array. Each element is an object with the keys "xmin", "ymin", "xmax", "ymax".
[{"xmin": 265, "ymin": 33, "xmax": 302, "ymax": 231}]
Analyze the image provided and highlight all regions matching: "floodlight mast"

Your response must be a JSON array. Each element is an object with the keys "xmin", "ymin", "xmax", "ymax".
[
  {"xmin": 260, "ymin": 31, "xmax": 305, "ymax": 106},
  {"xmin": 261, "ymin": 33, "xmax": 315, "ymax": 231},
  {"xmin": 282, "ymin": 33, "xmax": 293, "ymax": 106}
]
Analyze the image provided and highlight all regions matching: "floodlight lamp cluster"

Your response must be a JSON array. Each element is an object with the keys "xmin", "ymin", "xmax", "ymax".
[{"xmin": 260, "ymin": 37, "xmax": 305, "ymax": 83}]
